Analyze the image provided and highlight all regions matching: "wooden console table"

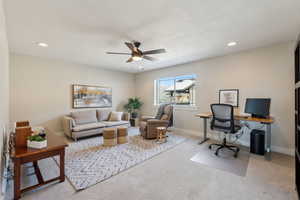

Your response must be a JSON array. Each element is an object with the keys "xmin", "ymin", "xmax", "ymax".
[{"xmin": 10, "ymin": 133, "xmax": 68, "ymax": 200}]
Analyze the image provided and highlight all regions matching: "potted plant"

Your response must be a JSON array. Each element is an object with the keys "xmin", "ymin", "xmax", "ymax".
[
  {"xmin": 124, "ymin": 97, "xmax": 143, "ymax": 119},
  {"xmin": 27, "ymin": 135, "xmax": 47, "ymax": 149}
]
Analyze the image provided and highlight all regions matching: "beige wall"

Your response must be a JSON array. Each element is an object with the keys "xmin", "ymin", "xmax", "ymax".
[
  {"xmin": 9, "ymin": 42, "xmax": 295, "ymax": 155},
  {"xmin": 0, "ymin": 0, "xmax": 9, "ymax": 197},
  {"xmin": 135, "ymin": 42, "xmax": 295, "ymax": 155},
  {"xmin": 10, "ymin": 54, "xmax": 135, "ymax": 132}
]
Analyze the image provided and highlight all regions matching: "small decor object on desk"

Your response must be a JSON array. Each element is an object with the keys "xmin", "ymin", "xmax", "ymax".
[
  {"xmin": 32, "ymin": 126, "xmax": 46, "ymax": 136},
  {"xmin": 15, "ymin": 126, "xmax": 32, "ymax": 147},
  {"xmin": 16, "ymin": 120, "xmax": 30, "ymax": 128},
  {"xmin": 156, "ymin": 127, "xmax": 167, "ymax": 144},
  {"xmin": 219, "ymin": 89, "xmax": 239, "ymax": 107},
  {"xmin": 27, "ymin": 134, "xmax": 47, "ymax": 149}
]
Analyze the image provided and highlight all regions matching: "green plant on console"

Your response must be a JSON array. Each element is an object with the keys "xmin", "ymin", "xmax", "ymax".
[
  {"xmin": 124, "ymin": 97, "xmax": 143, "ymax": 118},
  {"xmin": 27, "ymin": 135, "xmax": 46, "ymax": 142}
]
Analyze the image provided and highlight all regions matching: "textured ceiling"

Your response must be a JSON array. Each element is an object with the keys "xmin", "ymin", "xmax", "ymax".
[{"xmin": 4, "ymin": 0, "xmax": 300, "ymax": 73}]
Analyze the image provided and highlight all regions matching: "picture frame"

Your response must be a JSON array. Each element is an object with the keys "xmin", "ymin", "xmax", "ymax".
[
  {"xmin": 72, "ymin": 84, "xmax": 112, "ymax": 108},
  {"xmin": 219, "ymin": 89, "xmax": 239, "ymax": 107}
]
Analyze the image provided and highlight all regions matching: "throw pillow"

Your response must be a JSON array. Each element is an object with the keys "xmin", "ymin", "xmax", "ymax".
[
  {"xmin": 97, "ymin": 109, "xmax": 111, "ymax": 121},
  {"xmin": 161, "ymin": 114, "xmax": 169, "ymax": 120},
  {"xmin": 109, "ymin": 112, "xmax": 123, "ymax": 121}
]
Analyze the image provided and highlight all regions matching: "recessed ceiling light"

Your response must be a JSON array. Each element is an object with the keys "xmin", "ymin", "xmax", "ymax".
[
  {"xmin": 37, "ymin": 42, "xmax": 48, "ymax": 47},
  {"xmin": 227, "ymin": 42, "xmax": 237, "ymax": 47}
]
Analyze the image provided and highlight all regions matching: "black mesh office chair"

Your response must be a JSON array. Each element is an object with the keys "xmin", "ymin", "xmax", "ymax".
[{"xmin": 209, "ymin": 104, "xmax": 241, "ymax": 158}]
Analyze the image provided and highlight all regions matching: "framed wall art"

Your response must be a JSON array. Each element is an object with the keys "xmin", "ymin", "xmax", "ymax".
[
  {"xmin": 72, "ymin": 84, "xmax": 112, "ymax": 108},
  {"xmin": 219, "ymin": 89, "xmax": 239, "ymax": 107}
]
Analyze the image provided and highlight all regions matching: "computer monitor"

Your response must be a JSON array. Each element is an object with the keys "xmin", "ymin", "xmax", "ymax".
[{"xmin": 245, "ymin": 98, "xmax": 271, "ymax": 118}]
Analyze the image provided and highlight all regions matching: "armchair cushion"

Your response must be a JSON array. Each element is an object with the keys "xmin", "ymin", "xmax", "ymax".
[
  {"xmin": 155, "ymin": 104, "xmax": 166, "ymax": 119},
  {"xmin": 147, "ymin": 119, "xmax": 169, "ymax": 126},
  {"xmin": 141, "ymin": 116, "xmax": 155, "ymax": 122},
  {"xmin": 164, "ymin": 105, "xmax": 172, "ymax": 115},
  {"xmin": 160, "ymin": 114, "xmax": 169, "ymax": 120}
]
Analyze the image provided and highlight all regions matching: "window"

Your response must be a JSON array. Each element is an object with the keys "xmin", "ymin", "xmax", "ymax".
[{"xmin": 155, "ymin": 74, "xmax": 196, "ymax": 106}]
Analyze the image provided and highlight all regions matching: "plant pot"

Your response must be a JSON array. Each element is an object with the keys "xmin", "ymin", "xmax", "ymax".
[
  {"xmin": 131, "ymin": 112, "xmax": 138, "ymax": 119},
  {"xmin": 130, "ymin": 119, "xmax": 135, "ymax": 126},
  {"xmin": 27, "ymin": 140, "xmax": 47, "ymax": 149}
]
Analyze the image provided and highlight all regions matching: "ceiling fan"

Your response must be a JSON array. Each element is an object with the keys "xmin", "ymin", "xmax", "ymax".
[{"xmin": 106, "ymin": 41, "xmax": 166, "ymax": 63}]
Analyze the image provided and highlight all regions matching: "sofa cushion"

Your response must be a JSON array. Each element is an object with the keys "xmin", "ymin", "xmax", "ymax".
[
  {"xmin": 72, "ymin": 122, "xmax": 106, "ymax": 132},
  {"xmin": 109, "ymin": 111, "xmax": 123, "ymax": 121},
  {"xmin": 97, "ymin": 109, "xmax": 111, "ymax": 121},
  {"xmin": 102, "ymin": 121, "xmax": 129, "ymax": 127},
  {"xmin": 71, "ymin": 110, "xmax": 98, "ymax": 125}
]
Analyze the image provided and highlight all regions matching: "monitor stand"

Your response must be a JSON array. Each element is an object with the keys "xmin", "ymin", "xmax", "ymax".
[{"xmin": 251, "ymin": 114, "xmax": 268, "ymax": 119}]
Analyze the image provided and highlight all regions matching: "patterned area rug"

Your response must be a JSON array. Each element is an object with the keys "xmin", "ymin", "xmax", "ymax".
[{"xmin": 59, "ymin": 133, "xmax": 185, "ymax": 191}]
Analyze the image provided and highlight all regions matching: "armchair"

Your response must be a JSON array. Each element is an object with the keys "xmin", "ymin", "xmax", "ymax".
[{"xmin": 140, "ymin": 104, "xmax": 173, "ymax": 139}]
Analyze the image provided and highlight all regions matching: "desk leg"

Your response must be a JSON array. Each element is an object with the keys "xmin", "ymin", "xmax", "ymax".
[
  {"xmin": 265, "ymin": 124, "xmax": 272, "ymax": 160},
  {"xmin": 14, "ymin": 159, "xmax": 21, "ymax": 200},
  {"xmin": 199, "ymin": 118, "xmax": 210, "ymax": 144},
  {"xmin": 59, "ymin": 149, "xmax": 65, "ymax": 182}
]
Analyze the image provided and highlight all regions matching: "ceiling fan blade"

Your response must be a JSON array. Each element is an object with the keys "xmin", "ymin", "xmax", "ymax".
[
  {"xmin": 143, "ymin": 55, "xmax": 157, "ymax": 61},
  {"xmin": 126, "ymin": 57, "xmax": 134, "ymax": 63},
  {"xmin": 125, "ymin": 42, "xmax": 135, "ymax": 51},
  {"xmin": 106, "ymin": 52, "xmax": 131, "ymax": 55},
  {"xmin": 143, "ymin": 49, "xmax": 166, "ymax": 55}
]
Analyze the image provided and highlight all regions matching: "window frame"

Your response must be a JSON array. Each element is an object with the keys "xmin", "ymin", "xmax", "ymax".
[{"xmin": 154, "ymin": 74, "xmax": 197, "ymax": 107}]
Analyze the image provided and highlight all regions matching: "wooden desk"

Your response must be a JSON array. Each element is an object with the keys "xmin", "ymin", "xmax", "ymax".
[
  {"xmin": 195, "ymin": 113, "xmax": 275, "ymax": 160},
  {"xmin": 10, "ymin": 132, "xmax": 68, "ymax": 200}
]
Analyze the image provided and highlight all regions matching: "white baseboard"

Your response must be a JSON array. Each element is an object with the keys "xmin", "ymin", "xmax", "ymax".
[{"xmin": 171, "ymin": 127, "xmax": 294, "ymax": 156}]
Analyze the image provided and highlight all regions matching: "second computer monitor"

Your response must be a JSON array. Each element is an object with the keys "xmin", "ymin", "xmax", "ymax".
[{"xmin": 245, "ymin": 98, "xmax": 271, "ymax": 118}]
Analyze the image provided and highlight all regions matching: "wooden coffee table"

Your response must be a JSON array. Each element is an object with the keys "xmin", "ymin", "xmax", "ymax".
[{"xmin": 10, "ymin": 132, "xmax": 68, "ymax": 200}]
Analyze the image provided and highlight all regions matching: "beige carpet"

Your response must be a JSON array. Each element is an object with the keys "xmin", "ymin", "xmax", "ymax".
[
  {"xmin": 58, "ymin": 133, "xmax": 185, "ymax": 190},
  {"xmin": 4, "ymin": 129, "xmax": 296, "ymax": 200},
  {"xmin": 191, "ymin": 143, "xmax": 250, "ymax": 177}
]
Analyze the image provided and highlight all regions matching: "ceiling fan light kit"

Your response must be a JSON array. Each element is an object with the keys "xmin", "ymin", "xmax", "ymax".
[
  {"xmin": 132, "ymin": 56, "xmax": 142, "ymax": 61},
  {"xmin": 106, "ymin": 41, "xmax": 166, "ymax": 63}
]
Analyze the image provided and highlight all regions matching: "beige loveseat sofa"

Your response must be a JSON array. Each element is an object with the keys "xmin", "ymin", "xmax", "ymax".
[{"xmin": 63, "ymin": 110, "xmax": 130, "ymax": 141}]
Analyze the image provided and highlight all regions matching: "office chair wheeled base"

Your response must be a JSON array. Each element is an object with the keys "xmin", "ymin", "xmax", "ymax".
[{"xmin": 209, "ymin": 138, "xmax": 240, "ymax": 158}]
